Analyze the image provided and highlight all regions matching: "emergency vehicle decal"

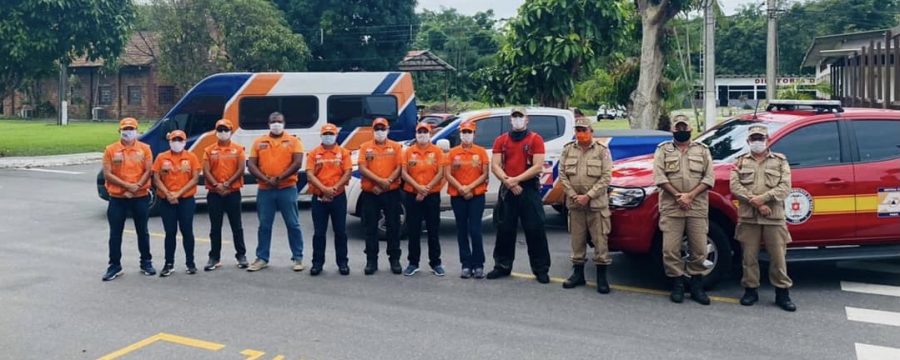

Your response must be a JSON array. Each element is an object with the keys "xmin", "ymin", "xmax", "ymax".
[
  {"xmin": 876, "ymin": 187, "xmax": 900, "ymax": 218},
  {"xmin": 785, "ymin": 188, "xmax": 814, "ymax": 224}
]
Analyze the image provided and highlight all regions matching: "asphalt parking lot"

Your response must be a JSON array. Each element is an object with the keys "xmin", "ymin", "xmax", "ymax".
[{"xmin": 2, "ymin": 164, "xmax": 899, "ymax": 360}]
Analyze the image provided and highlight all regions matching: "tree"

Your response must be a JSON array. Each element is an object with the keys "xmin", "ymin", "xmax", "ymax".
[
  {"xmin": 0, "ymin": 0, "xmax": 134, "ymax": 104},
  {"xmin": 151, "ymin": 0, "xmax": 310, "ymax": 91},
  {"xmin": 484, "ymin": 0, "xmax": 631, "ymax": 108},
  {"xmin": 273, "ymin": 0, "xmax": 418, "ymax": 71}
]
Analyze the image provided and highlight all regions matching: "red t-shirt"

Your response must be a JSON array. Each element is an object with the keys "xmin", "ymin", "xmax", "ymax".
[{"xmin": 492, "ymin": 131, "xmax": 545, "ymax": 178}]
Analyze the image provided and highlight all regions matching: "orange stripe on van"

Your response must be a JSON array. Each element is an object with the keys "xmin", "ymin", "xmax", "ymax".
[
  {"xmin": 341, "ymin": 128, "xmax": 374, "ymax": 151},
  {"xmin": 543, "ymin": 182, "xmax": 566, "ymax": 205},
  {"xmin": 223, "ymin": 73, "xmax": 282, "ymax": 128},
  {"xmin": 189, "ymin": 132, "xmax": 217, "ymax": 159},
  {"xmin": 390, "ymin": 73, "xmax": 414, "ymax": 110}
]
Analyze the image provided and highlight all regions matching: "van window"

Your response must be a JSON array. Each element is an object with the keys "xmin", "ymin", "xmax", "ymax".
[
  {"xmin": 169, "ymin": 95, "xmax": 227, "ymax": 138},
  {"xmin": 326, "ymin": 95, "xmax": 399, "ymax": 133},
  {"xmin": 475, "ymin": 117, "xmax": 504, "ymax": 148},
  {"xmin": 771, "ymin": 121, "xmax": 842, "ymax": 168},
  {"xmin": 528, "ymin": 115, "xmax": 564, "ymax": 141},
  {"xmin": 240, "ymin": 96, "xmax": 318, "ymax": 130},
  {"xmin": 852, "ymin": 120, "xmax": 900, "ymax": 162}
]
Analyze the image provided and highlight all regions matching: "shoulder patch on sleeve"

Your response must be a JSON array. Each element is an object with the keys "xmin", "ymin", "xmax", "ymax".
[{"xmin": 772, "ymin": 152, "xmax": 786, "ymax": 160}]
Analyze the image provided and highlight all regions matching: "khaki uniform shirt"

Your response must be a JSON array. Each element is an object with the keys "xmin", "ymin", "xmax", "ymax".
[
  {"xmin": 653, "ymin": 141, "xmax": 715, "ymax": 218},
  {"xmin": 559, "ymin": 140, "xmax": 612, "ymax": 216},
  {"xmin": 729, "ymin": 151, "xmax": 792, "ymax": 225}
]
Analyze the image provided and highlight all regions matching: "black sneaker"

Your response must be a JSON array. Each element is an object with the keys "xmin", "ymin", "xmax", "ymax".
[
  {"xmin": 236, "ymin": 255, "xmax": 249, "ymax": 269},
  {"xmin": 140, "ymin": 262, "xmax": 156, "ymax": 276},
  {"xmin": 485, "ymin": 268, "xmax": 510, "ymax": 280},
  {"xmin": 535, "ymin": 273, "xmax": 550, "ymax": 284},
  {"xmin": 204, "ymin": 258, "xmax": 221, "ymax": 272},
  {"xmin": 159, "ymin": 264, "xmax": 174, "ymax": 277},
  {"xmin": 102, "ymin": 265, "xmax": 124, "ymax": 282},
  {"xmin": 364, "ymin": 260, "xmax": 378, "ymax": 275},
  {"xmin": 186, "ymin": 264, "xmax": 198, "ymax": 275},
  {"xmin": 310, "ymin": 266, "xmax": 323, "ymax": 276},
  {"xmin": 338, "ymin": 265, "xmax": 350, "ymax": 276},
  {"xmin": 389, "ymin": 260, "xmax": 402, "ymax": 275}
]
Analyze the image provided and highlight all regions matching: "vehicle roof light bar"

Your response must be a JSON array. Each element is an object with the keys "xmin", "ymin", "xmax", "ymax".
[{"xmin": 766, "ymin": 99, "xmax": 844, "ymax": 113}]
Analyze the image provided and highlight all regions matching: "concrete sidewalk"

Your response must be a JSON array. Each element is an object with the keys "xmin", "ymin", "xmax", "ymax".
[{"xmin": 0, "ymin": 152, "xmax": 102, "ymax": 169}]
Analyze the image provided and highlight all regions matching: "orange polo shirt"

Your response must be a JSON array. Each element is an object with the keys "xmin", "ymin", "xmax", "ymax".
[
  {"xmin": 250, "ymin": 134, "xmax": 304, "ymax": 190},
  {"xmin": 103, "ymin": 140, "xmax": 152, "ymax": 198},
  {"xmin": 357, "ymin": 139, "xmax": 402, "ymax": 193},
  {"xmin": 446, "ymin": 144, "xmax": 489, "ymax": 197},
  {"xmin": 203, "ymin": 141, "xmax": 245, "ymax": 192},
  {"xmin": 306, "ymin": 144, "xmax": 352, "ymax": 196},
  {"xmin": 152, "ymin": 150, "xmax": 201, "ymax": 198},
  {"xmin": 402, "ymin": 143, "xmax": 444, "ymax": 194}
]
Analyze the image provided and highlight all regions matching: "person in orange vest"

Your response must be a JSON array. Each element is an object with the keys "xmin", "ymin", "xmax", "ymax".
[
  {"xmin": 400, "ymin": 122, "xmax": 445, "ymax": 276},
  {"xmin": 246, "ymin": 112, "xmax": 305, "ymax": 272},
  {"xmin": 357, "ymin": 117, "xmax": 404, "ymax": 275},
  {"xmin": 101, "ymin": 117, "xmax": 155, "ymax": 281},
  {"xmin": 152, "ymin": 130, "xmax": 202, "ymax": 277},
  {"xmin": 202, "ymin": 119, "xmax": 248, "ymax": 271},
  {"xmin": 306, "ymin": 123, "xmax": 353, "ymax": 276},
  {"xmin": 444, "ymin": 121, "xmax": 490, "ymax": 279}
]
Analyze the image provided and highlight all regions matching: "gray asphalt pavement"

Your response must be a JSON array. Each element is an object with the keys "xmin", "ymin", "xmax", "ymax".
[{"xmin": 1, "ymin": 164, "xmax": 899, "ymax": 360}]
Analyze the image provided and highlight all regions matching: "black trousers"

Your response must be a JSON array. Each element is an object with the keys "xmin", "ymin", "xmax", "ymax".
[
  {"xmin": 361, "ymin": 189, "xmax": 402, "ymax": 262},
  {"xmin": 405, "ymin": 192, "xmax": 441, "ymax": 267},
  {"xmin": 311, "ymin": 193, "xmax": 348, "ymax": 267},
  {"xmin": 207, "ymin": 191, "xmax": 246, "ymax": 260},
  {"xmin": 492, "ymin": 181, "xmax": 551, "ymax": 275}
]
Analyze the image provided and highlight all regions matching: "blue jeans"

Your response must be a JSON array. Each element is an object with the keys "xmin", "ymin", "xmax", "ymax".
[
  {"xmin": 311, "ymin": 193, "xmax": 348, "ymax": 267},
  {"xmin": 451, "ymin": 195, "xmax": 486, "ymax": 269},
  {"xmin": 256, "ymin": 187, "xmax": 303, "ymax": 262},
  {"xmin": 107, "ymin": 196, "xmax": 152, "ymax": 267},
  {"xmin": 158, "ymin": 197, "xmax": 196, "ymax": 266}
]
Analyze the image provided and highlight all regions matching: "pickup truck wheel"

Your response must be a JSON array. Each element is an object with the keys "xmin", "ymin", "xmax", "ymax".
[
  {"xmin": 650, "ymin": 221, "xmax": 733, "ymax": 290},
  {"xmin": 552, "ymin": 204, "xmax": 567, "ymax": 216}
]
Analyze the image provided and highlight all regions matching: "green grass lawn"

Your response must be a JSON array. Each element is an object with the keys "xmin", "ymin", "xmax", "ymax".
[
  {"xmin": 0, "ymin": 119, "xmax": 124, "ymax": 157},
  {"xmin": 592, "ymin": 119, "xmax": 631, "ymax": 130}
]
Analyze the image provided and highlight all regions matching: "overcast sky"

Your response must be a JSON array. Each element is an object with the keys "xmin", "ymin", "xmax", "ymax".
[{"xmin": 416, "ymin": 0, "xmax": 762, "ymax": 18}]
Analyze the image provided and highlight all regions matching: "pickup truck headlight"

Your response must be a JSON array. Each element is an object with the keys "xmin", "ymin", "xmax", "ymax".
[{"xmin": 608, "ymin": 186, "xmax": 657, "ymax": 208}]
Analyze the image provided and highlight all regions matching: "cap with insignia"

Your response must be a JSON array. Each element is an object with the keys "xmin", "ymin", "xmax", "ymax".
[
  {"xmin": 748, "ymin": 125, "xmax": 768, "ymax": 138},
  {"xmin": 574, "ymin": 117, "xmax": 592, "ymax": 128},
  {"xmin": 510, "ymin": 107, "xmax": 527, "ymax": 117},
  {"xmin": 672, "ymin": 116, "xmax": 690, "ymax": 128}
]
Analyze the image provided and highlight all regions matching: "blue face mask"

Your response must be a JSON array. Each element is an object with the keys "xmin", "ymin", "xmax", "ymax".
[{"xmin": 321, "ymin": 135, "xmax": 336, "ymax": 146}]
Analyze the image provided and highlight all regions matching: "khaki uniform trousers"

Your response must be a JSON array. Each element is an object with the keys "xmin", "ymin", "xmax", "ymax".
[
  {"xmin": 568, "ymin": 209, "xmax": 611, "ymax": 265},
  {"xmin": 736, "ymin": 222, "xmax": 793, "ymax": 289},
  {"xmin": 661, "ymin": 216, "xmax": 708, "ymax": 277}
]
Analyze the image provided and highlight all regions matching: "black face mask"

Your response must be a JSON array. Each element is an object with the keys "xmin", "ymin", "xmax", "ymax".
[{"xmin": 673, "ymin": 130, "xmax": 691, "ymax": 142}]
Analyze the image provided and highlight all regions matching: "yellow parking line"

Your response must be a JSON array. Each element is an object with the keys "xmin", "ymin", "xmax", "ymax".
[
  {"xmin": 97, "ymin": 332, "xmax": 225, "ymax": 360},
  {"xmin": 510, "ymin": 272, "xmax": 739, "ymax": 304},
  {"xmin": 123, "ymin": 229, "xmax": 230, "ymax": 245},
  {"xmin": 240, "ymin": 349, "xmax": 266, "ymax": 360}
]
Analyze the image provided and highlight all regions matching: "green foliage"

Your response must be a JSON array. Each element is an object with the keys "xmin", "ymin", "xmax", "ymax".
[
  {"xmin": 482, "ymin": 0, "xmax": 631, "ymax": 108},
  {"xmin": 0, "ymin": 0, "xmax": 134, "ymax": 100},
  {"xmin": 151, "ymin": 0, "xmax": 309, "ymax": 91},
  {"xmin": 273, "ymin": 0, "xmax": 418, "ymax": 71}
]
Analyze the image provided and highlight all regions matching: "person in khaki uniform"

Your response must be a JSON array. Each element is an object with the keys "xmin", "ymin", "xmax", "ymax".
[
  {"xmin": 559, "ymin": 117, "xmax": 613, "ymax": 294},
  {"xmin": 730, "ymin": 125, "xmax": 796, "ymax": 312},
  {"xmin": 652, "ymin": 115, "xmax": 715, "ymax": 305}
]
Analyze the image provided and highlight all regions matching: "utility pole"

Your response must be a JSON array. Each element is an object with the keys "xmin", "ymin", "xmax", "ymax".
[
  {"xmin": 766, "ymin": 0, "xmax": 778, "ymax": 101},
  {"xmin": 57, "ymin": 62, "xmax": 68, "ymax": 126},
  {"xmin": 703, "ymin": 0, "xmax": 716, "ymax": 129}
]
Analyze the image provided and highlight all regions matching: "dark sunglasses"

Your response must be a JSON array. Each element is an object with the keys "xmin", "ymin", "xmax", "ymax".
[
  {"xmin": 170, "ymin": 137, "xmax": 185, "ymax": 142},
  {"xmin": 373, "ymin": 127, "xmax": 387, "ymax": 131},
  {"xmin": 461, "ymin": 130, "xmax": 474, "ymax": 134},
  {"xmin": 216, "ymin": 127, "xmax": 230, "ymax": 132},
  {"xmin": 575, "ymin": 127, "xmax": 591, "ymax": 132}
]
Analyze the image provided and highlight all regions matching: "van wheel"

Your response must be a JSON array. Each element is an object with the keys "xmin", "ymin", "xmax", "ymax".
[
  {"xmin": 148, "ymin": 191, "xmax": 161, "ymax": 217},
  {"xmin": 649, "ymin": 221, "xmax": 732, "ymax": 290},
  {"xmin": 551, "ymin": 204, "xmax": 567, "ymax": 216},
  {"xmin": 378, "ymin": 202, "xmax": 407, "ymax": 240}
]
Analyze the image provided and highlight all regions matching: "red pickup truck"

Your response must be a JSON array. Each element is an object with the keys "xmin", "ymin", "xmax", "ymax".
[{"xmin": 607, "ymin": 101, "xmax": 900, "ymax": 287}]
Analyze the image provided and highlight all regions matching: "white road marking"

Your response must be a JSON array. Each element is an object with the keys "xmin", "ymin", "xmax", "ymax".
[
  {"xmin": 846, "ymin": 307, "xmax": 900, "ymax": 327},
  {"xmin": 17, "ymin": 168, "xmax": 84, "ymax": 175},
  {"xmin": 842, "ymin": 281, "xmax": 900, "ymax": 298},
  {"xmin": 855, "ymin": 343, "xmax": 900, "ymax": 360},
  {"xmin": 837, "ymin": 261, "xmax": 900, "ymax": 275}
]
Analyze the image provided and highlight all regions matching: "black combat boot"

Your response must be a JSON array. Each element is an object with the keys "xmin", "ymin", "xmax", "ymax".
[
  {"xmin": 689, "ymin": 275, "xmax": 711, "ymax": 305},
  {"xmin": 670, "ymin": 277, "xmax": 685, "ymax": 303},
  {"xmin": 596, "ymin": 265, "xmax": 610, "ymax": 294},
  {"xmin": 562, "ymin": 264, "xmax": 586, "ymax": 289},
  {"xmin": 775, "ymin": 287, "xmax": 797, "ymax": 312},
  {"xmin": 740, "ymin": 288, "xmax": 759, "ymax": 306}
]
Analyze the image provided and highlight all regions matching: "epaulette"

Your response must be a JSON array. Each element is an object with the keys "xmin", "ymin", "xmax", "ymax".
[
  {"xmin": 692, "ymin": 141, "xmax": 709, "ymax": 148},
  {"xmin": 595, "ymin": 140, "xmax": 609, "ymax": 148},
  {"xmin": 657, "ymin": 140, "xmax": 673, "ymax": 148},
  {"xmin": 771, "ymin": 152, "xmax": 786, "ymax": 160}
]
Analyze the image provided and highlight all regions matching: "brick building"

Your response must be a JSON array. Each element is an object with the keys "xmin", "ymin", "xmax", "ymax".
[{"xmin": 1, "ymin": 32, "xmax": 181, "ymax": 121}]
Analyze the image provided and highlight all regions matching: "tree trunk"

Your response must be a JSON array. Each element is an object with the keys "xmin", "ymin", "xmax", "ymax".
[{"xmin": 631, "ymin": 3, "xmax": 668, "ymax": 130}]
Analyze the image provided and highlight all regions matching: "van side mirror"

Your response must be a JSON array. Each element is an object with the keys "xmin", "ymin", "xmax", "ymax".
[{"xmin": 363, "ymin": 95, "xmax": 399, "ymax": 123}]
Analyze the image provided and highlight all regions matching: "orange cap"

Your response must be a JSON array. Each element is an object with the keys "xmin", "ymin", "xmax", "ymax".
[
  {"xmin": 372, "ymin": 117, "xmax": 389, "ymax": 128},
  {"xmin": 416, "ymin": 122, "xmax": 431, "ymax": 132},
  {"xmin": 321, "ymin": 123, "xmax": 338, "ymax": 135},
  {"xmin": 119, "ymin": 117, "xmax": 138, "ymax": 130},
  {"xmin": 215, "ymin": 119, "xmax": 234, "ymax": 130},
  {"xmin": 167, "ymin": 130, "xmax": 187, "ymax": 141},
  {"xmin": 459, "ymin": 121, "xmax": 476, "ymax": 132}
]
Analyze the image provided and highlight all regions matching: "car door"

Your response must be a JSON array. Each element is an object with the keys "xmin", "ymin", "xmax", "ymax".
[
  {"xmin": 769, "ymin": 119, "xmax": 856, "ymax": 245},
  {"xmin": 847, "ymin": 118, "xmax": 900, "ymax": 242}
]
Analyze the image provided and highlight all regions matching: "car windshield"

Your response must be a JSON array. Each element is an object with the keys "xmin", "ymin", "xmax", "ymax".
[{"xmin": 695, "ymin": 119, "xmax": 786, "ymax": 162}]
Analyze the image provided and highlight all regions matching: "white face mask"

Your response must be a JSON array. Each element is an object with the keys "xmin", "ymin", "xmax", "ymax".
[
  {"xmin": 511, "ymin": 116, "xmax": 526, "ymax": 130},
  {"xmin": 321, "ymin": 134, "xmax": 336, "ymax": 146},
  {"xmin": 460, "ymin": 133, "xmax": 474, "ymax": 144},
  {"xmin": 374, "ymin": 130, "xmax": 388, "ymax": 142},
  {"xmin": 120, "ymin": 130, "xmax": 138, "ymax": 142},
  {"xmin": 416, "ymin": 133, "xmax": 430, "ymax": 144},
  {"xmin": 269, "ymin": 122, "xmax": 285, "ymax": 135},
  {"xmin": 749, "ymin": 140, "xmax": 767, "ymax": 154},
  {"xmin": 216, "ymin": 131, "xmax": 231, "ymax": 141},
  {"xmin": 169, "ymin": 141, "xmax": 186, "ymax": 153}
]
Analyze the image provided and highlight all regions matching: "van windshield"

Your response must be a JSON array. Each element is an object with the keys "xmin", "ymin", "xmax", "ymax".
[{"xmin": 695, "ymin": 119, "xmax": 786, "ymax": 162}]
